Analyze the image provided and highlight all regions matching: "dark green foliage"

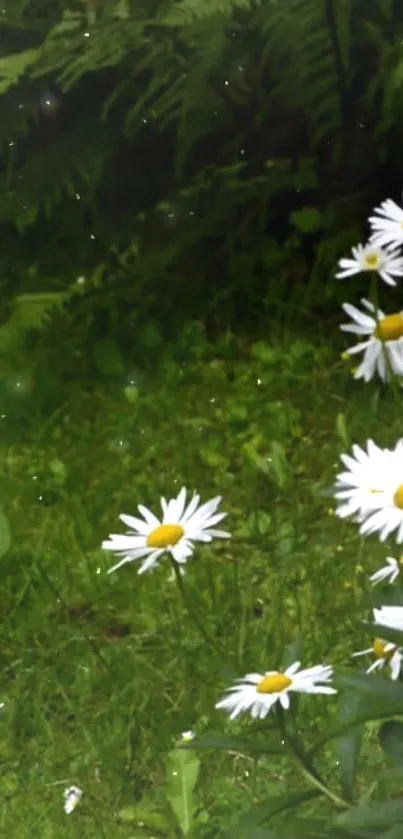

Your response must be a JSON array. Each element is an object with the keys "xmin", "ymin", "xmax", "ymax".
[{"xmin": 1, "ymin": 0, "xmax": 403, "ymax": 358}]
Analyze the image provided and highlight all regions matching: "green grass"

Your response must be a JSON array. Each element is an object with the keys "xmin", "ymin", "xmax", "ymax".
[{"xmin": 1, "ymin": 322, "xmax": 403, "ymax": 837}]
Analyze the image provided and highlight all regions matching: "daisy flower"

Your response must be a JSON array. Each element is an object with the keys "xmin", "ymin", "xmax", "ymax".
[
  {"xmin": 336, "ymin": 241, "xmax": 403, "ymax": 287},
  {"xmin": 373, "ymin": 605, "xmax": 403, "ymax": 632},
  {"xmin": 334, "ymin": 439, "xmax": 397, "ymax": 520},
  {"xmin": 369, "ymin": 199, "xmax": 403, "ymax": 249},
  {"xmin": 102, "ymin": 487, "xmax": 230, "ymax": 574},
  {"xmin": 352, "ymin": 638, "xmax": 403, "ymax": 680},
  {"xmin": 340, "ymin": 299, "xmax": 403, "ymax": 382},
  {"xmin": 63, "ymin": 786, "xmax": 83, "ymax": 815},
  {"xmin": 215, "ymin": 661, "xmax": 336, "ymax": 720},
  {"xmin": 369, "ymin": 556, "xmax": 401, "ymax": 586}
]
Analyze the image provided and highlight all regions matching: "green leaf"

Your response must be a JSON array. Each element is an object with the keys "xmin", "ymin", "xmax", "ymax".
[
  {"xmin": 333, "ymin": 797, "xmax": 403, "ymax": 829},
  {"xmin": 267, "ymin": 440, "xmax": 290, "ymax": 489},
  {"xmin": 49, "ymin": 458, "xmax": 68, "ymax": 485},
  {"xmin": 7, "ymin": 293, "xmax": 65, "ymax": 334},
  {"xmin": 289, "ymin": 207, "xmax": 322, "ymax": 233},
  {"xmin": 124, "ymin": 385, "xmax": 139, "ymax": 404},
  {"xmin": 335, "ymin": 670, "xmax": 403, "ymax": 704},
  {"xmin": 118, "ymin": 799, "xmax": 170, "ymax": 832},
  {"xmin": 0, "ymin": 49, "xmax": 39, "ymax": 94},
  {"xmin": 364, "ymin": 622, "xmax": 403, "ymax": 649},
  {"xmin": 379, "ymin": 721, "xmax": 403, "ymax": 766},
  {"xmin": 228, "ymin": 791, "xmax": 320, "ymax": 838},
  {"xmin": 336, "ymin": 412, "xmax": 349, "ymax": 448},
  {"xmin": 92, "ymin": 339, "xmax": 124, "ymax": 376},
  {"xmin": 182, "ymin": 732, "xmax": 283, "ymax": 755},
  {"xmin": 165, "ymin": 747, "xmax": 200, "ymax": 836},
  {"xmin": 312, "ymin": 672, "xmax": 403, "ymax": 752},
  {"xmin": 336, "ymin": 689, "xmax": 363, "ymax": 802},
  {"xmin": 282, "ymin": 638, "xmax": 304, "ymax": 670},
  {"xmin": 378, "ymin": 827, "xmax": 403, "ymax": 839},
  {"xmin": 279, "ymin": 817, "xmax": 330, "ymax": 838},
  {"xmin": 0, "ymin": 507, "xmax": 11, "ymax": 559}
]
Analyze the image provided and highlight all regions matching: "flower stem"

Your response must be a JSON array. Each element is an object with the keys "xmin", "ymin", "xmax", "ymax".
[
  {"xmin": 171, "ymin": 560, "xmax": 229, "ymax": 662},
  {"xmin": 276, "ymin": 707, "xmax": 350, "ymax": 810}
]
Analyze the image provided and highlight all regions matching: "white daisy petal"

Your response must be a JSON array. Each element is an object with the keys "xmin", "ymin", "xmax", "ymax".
[
  {"xmin": 180, "ymin": 493, "xmax": 201, "ymax": 523},
  {"xmin": 369, "ymin": 557, "xmax": 400, "ymax": 586},
  {"xmin": 168, "ymin": 486, "xmax": 188, "ymax": 522},
  {"xmin": 334, "ymin": 439, "xmax": 403, "ymax": 541},
  {"xmin": 373, "ymin": 605, "xmax": 403, "ymax": 631},
  {"xmin": 352, "ymin": 637, "xmax": 403, "ymax": 681},
  {"xmin": 369, "ymin": 199, "xmax": 403, "ymax": 248},
  {"xmin": 215, "ymin": 661, "xmax": 336, "ymax": 720},
  {"xmin": 351, "ymin": 647, "xmax": 373, "ymax": 658},
  {"xmin": 137, "ymin": 504, "xmax": 160, "ymax": 528},
  {"xmin": 138, "ymin": 550, "xmax": 164, "ymax": 574},
  {"xmin": 343, "ymin": 340, "xmax": 372, "ymax": 354},
  {"xmin": 103, "ymin": 489, "xmax": 230, "ymax": 573},
  {"xmin": 340, "ymin": 302, "xmax": 403, "ymax": 383},
  {"xmin": 63, "ymin": 786, "xmax": 83, "ymax": 815},
  {"xmin": 119, "ymin": 513, "xmax": 151, "ymax": 534},
  {"xmin": 390, "ymin": 650, "xmax": 403, "ymax": 680},
  {"xmin": 336, "ymin": 241, "xmax": 403, "ymax": 285},
  {"xmin": 341, "ymin": 302, "xmax": 381, "ymax": 328}
]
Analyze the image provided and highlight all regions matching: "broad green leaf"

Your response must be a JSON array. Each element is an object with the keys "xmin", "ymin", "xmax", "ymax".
[
  {"xmin": 335, "ymin": 670, "xmax": 403, "ymax": 704},
  {"xmin": 337, "ymin": 690, "xmax": 363, "ymax": 802},
  {"xmin": 333, "ymin": 797, "xmax": 403, "ymax": 829},
  {"xmin": 312, "ymin": 672, "xmax": 403, "ymax": 752},
  {"xmin": 379, "ymin": 721, "xmax": 403, "ymax": 766},
  {"xmin": 289, "ymin": 207, "xmax": 322, "ymax": 233},
  {"xmin": 378, "ymin": 827, "xmax": 403, "ymax": 838},
  {"xmin": 233, "ymin": 831, "xmax": 277, "ymax": 839},
  {"xmin": 182, "ymin": 732, "xmax": 283, "ymax": 755},
  {"xmin": 336, "ymin": 412, "xmax": 349, "ymax": 448},
  {"xmin": 228, "ymin": 790, "xmax": 320, "ymax": 838},
  {"xmin": 124, "ymin": 385, "xmax": 139, "ymax": 404},
  {"xmin": 165, "ymin": 747, "xmax": 200, "ymax": 836},
  {"xmin": 0, "ymin": 507, "xmax": 11, "ymax": 559},
  {"xmin": 0, "ymin": 49, "xmax": 39, "ymax": 94},
  {"xmin": 49, "ymin": 458, "xmax": 68, "ymax": 485},
  {"xmin": 267, "ymin": 440, "xmax": 290, "ymax": 489},
  {"xmin": 92, "ymin": 339, "xmax": 124, "ymax": 376},
  {"xmin": 282, "ymin": 638, "xmax": 304, "ymax": 669},
  {"xmin": 280, "ymin": 817, "xmax": 330, "ymax": 838},
  {"xmin": 9, "ymin": 293, "xmax": 65, "ymax": 332},
  {"xmin": 364, "ymin": 622, "xmax": 403, "ymax": 649},
  {"xmin": 118, "ymin": 798, "xmax": 170, "ymax": 832},
  {"xmin": 125, "ymin": 834, "xmax": 160, "ymax": 839}
]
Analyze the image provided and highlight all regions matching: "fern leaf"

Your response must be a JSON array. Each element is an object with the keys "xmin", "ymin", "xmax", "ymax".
[
  {"xmin": 0, "ymin": 49, "xmax": 39, "ymax": 95},
  {"xmin": 0, "ymin": 292, "xmax": 66, "ymax": 352},
  {"xmin": 164, "ymin": 0, "xmax": 257, "ymax": 26}
]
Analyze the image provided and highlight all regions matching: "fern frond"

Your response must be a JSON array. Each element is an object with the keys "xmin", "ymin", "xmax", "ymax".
[
  {"xmin": 164, "ymin": 0, "xmax": 257, "ymax": 26},
  {"xmin": 0, "ymin": 49, "xmax": 40, "ymax": 95},
  {"xmin": 257, "ymin": 0, "xmax": 342, "ymax": 146},
  {"xmin": 0, "ymin": 118, "xmax": 118, "ymax": 228},
  {"xmin": 0, "ymin": 292, "xmax": 66, "ymax": 352}
]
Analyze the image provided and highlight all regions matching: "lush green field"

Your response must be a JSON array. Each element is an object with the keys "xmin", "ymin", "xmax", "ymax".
[{"xmin": 1, "ymin": 321, "xmax": 402, "ymax": 837}]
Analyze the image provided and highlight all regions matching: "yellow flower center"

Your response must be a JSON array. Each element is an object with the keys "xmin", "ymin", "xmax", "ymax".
[
  {"xmin": 257, "ymin": 673, "xmax": 293, "ymax": 694},
  {"xmin": 373, "ymin": 638, "xmax": 395, "ymax": 660},
  {"xmin": 364, "ymin": 252, "xmax": 381, "ymax": 270},
  {"xmin": 394, "ymin": 485, "xmax": 403, "ymax": 510},
  {"xmin": 146, "ymin": 524, "xmax": 184, "ymax": 548},
  {"xmin": 374, "ymin": 313, "xmax": 403, "ymax": 342}
]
